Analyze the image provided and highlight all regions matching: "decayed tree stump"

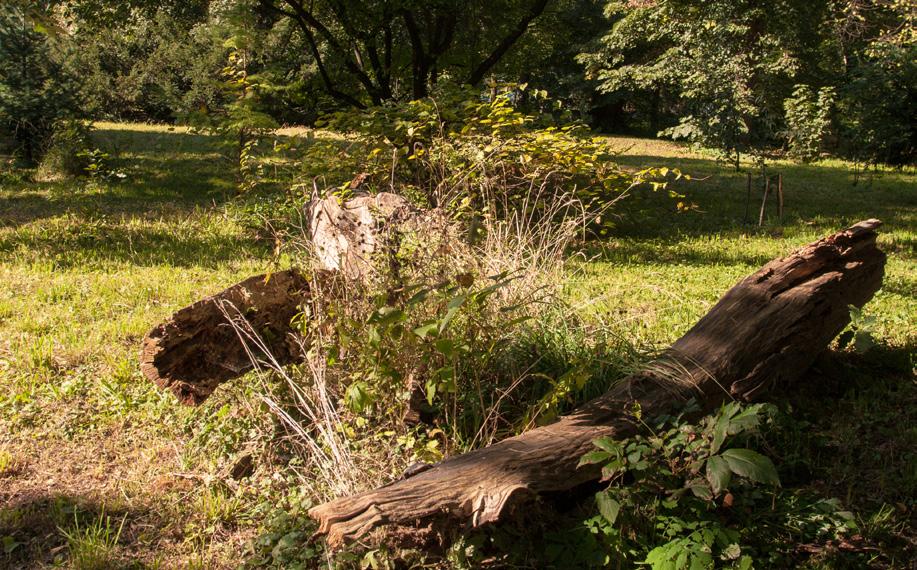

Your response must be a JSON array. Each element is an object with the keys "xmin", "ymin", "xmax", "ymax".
[
  {"xmin": 141, "ymin": 192, "xmax": 421, "ymax": 405},
  {"xmin": 140, "ymin": 269, "xmax": 311, "ymax": 405},
  {"xmin": 307, "ymin": 192, "xmax": 416, "ymax": 279},
  {"xmin": 309, "ymin": 219, "xmax": 886, "ymax": 546}
]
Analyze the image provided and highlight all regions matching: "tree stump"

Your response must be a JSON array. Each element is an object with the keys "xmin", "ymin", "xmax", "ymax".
[
  {"xmin": 141, "ymin": 192, "xmax": 425, "ymax": 405},
  {"xmin": 309, "ymin": 219, "xmax": 886, "ymax": 546},
  {"xmin": 306, "ymin": 192, "xmax": 416, "ymax": 279}
]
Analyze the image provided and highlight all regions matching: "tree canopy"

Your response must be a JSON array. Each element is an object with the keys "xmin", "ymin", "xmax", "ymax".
[{"xmin": 1, "ymin": 0, "xmax": 914, "ymax": 166}]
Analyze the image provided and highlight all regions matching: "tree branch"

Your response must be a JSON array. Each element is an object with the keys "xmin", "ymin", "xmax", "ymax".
[
  {"xmin": 280, "ymin": 0, "xmax": 384, "ymax": 104},
  {"xmin": 467, "ymin": 0, "xmax": 550, "ymax": 86}
]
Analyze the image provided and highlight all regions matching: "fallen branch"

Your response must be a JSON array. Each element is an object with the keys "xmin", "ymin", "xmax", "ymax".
[{"xmin": 310, "ymin": 219, "xmax": 886, "ymax": 545}]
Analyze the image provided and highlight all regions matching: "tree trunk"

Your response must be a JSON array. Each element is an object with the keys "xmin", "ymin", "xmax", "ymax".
[
  {"xmin": 309, "ymin": 220, "xmax": 886, "ymax": 546},
  {"xmin": 140, "ymin": 193, "xmax": 424, "ymax": 404}
]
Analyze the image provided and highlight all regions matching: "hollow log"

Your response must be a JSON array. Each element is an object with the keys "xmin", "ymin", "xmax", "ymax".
[
  {"xmin": 309, "ymin": 219, "xmax": 886, "ymax": 546},
  {"xmin": 140, "ymin": 269, "xmax": 311, "ymax": 405}
]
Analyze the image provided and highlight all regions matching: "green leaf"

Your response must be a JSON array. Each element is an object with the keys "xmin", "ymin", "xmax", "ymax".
[
  {"xmin": 594, "ymin": 438, "xmax": 622, "ymax": 455},
  {"xmin": 434, "ymin": 338, "xmax": 455, "ymax": 357},
  {"xmin": 728, "ymin": 405, "xmax": 763, "ymax": 434},
  {"xmin": 595, "ymin": 491, "xmax": 621, "ymax": 525},
  {"xmin": 711, "ymin": 408, "xmax": 730, "ymax": 454},
  {"xmin": 721, "ymin": 449, "xmax": 780, "ymax": 486},
  {"xmin": 578, "ymin": 450, "xmax": 611, "ymax": 467},
  {"xmin": 706, "ymin": 455, "xmax": 732, "ymax": 494},
  {"xmin": 412, "ymin": 322, "xmax": 438, "ymax": 338},
  {"xmin": 345, "ymin": 382, "xmax": 374, "ymax": 413},
  {"xmin": 687, "ymin": 479, "xmax": 714, "ymax": 501}
]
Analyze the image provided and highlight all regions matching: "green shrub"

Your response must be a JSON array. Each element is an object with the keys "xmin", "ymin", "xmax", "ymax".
[
  {"xmin": 571, "ymin": 401, "xmax": 858, "ymax": 569},
  {"xmin": 783, "ymin": 85, "xmax": 835, "ymax": 163},
  {"xmin": 0, "ymin": 5, "xmax": 82, "ymax": 165},
  {"xmin": 301, "ymin": 83, "xmax": 671, "ymax": 226},
  {"xmin": 38, "ymin": 120, "xmax": 93, "ymax": 178}
]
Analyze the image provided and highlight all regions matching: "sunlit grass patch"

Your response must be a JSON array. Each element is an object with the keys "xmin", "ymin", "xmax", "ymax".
[{"xmin": 57, "ymin": 508, "xmax": 125, "ymax": 570}]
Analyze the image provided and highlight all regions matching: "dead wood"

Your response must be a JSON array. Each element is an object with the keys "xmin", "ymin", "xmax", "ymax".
[
  {"xmin": 309, "ymin": 219, "xmax": 886, "ymax": 546},
  {"xmin": 141, "ymin": 192, "xmax": 423, "ymax": 405},
  {"xmin": 140, "ymin": 269, "xmax": 311, "ymax": 405},
  {"xmin": 307, "ymin": 192, "xmax": 416, "ymax": 279}
]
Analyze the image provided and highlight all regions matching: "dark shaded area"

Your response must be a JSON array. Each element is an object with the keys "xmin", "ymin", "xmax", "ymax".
[
  {"xmin": 444, "ymin": 347, "xmax": 916, "ymax": 569},
  {"xmin": 0, "ymin": 493, "xmax": 151, "ymax": 569},
  {"xmin": 0, "ymin": 219, "xmax": 267, "ymax": 269}
]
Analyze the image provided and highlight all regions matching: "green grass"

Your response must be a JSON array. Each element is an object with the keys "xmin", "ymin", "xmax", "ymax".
[{"xmin": 1, "ymin": 124, "xmax": 914, "ymax": 568}]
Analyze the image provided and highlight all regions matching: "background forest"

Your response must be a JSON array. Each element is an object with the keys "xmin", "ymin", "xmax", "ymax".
[{"xmin": 0, "ymin": 1, "xmax": 915, "ymax": 569}]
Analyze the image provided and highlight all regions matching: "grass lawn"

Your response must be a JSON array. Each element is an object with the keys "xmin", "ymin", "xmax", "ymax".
[{"xmin": 1, "ymin": 123, "xmax": 914, "ymax": 568}]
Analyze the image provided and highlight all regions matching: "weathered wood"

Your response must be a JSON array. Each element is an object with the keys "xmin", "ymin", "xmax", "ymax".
[
  {"xmin": 310, "ymin": 220, "xmax": 886, "ymax": 546},
  {"xmin": 307, "ymin": 192, "xmax": 416, "ymax": 279},
  {"xmin": 142, "ymin": 192, "xmax": 422, "ymax": 405},
  {"xmin": 140, "ymin": 269, "xmax": 311, "ymax": 405}
]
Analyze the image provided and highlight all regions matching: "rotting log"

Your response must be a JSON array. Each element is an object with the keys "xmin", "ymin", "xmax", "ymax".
[
  {"xmin": 140, "ymin": 269, "xmax": 311, "ymax": 405},
  {"xmin": 309, "ymin": 219, "xmax": 887, "ymax": 546}
]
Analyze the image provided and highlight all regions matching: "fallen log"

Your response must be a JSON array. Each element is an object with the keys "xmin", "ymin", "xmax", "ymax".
[
  {"xmin": 310, "ymin": 219, "xmax": 886, "ymax": 546},
  {"xmin": 140, "ymin": 269, "xmax": 312, "ymax": 404}
]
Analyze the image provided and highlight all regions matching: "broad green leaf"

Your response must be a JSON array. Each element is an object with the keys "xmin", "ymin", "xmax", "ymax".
[
  {"xmin": 595, "ymin": 492, "xmax": 620, "ymax": 525},
  {"xmin": 594, "ymin": 438, "xmax": 622, "ymax": 455},
  {"xmin": 578, "ymin": 450, "xmax": 611, "ymax": 467},
  {"xmin": 345, "ymin": 382, "xmax": 374, "ymax": 413},
  {"xmin": 412, "ymin": 322, "xmax": 438, "ymax": 338},
  {"xmin": 705, "ymin": 455, "xmax": 732, "ymax": 494},
  {"xmin": 687, "ymin": 479, "xmax": 713, "ymax": 501},
  {"xmin": 711, "ymin": 409, "xmax": 730, "ymax": 454},
  {"xmin": 721, "ymin": 449, "xmax": 780, "ymax": 486},
  {"xmin": 728, "ymin": 405, "xmax": 764, "ymax": 434}
]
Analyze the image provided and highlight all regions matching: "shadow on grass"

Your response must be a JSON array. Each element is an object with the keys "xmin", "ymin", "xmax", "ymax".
[
  {"xmin": 609, "ymin": 154, "xmax": 917, "ymax": 241},
  {"xmin": 0, "ymin": 493, "xmax": 151, "ymax": 569},
  {"xmin": 0, "ymin": 219, "xmax": 268, "ymax": 268},
  {"xmin": 449, "ymin": 346, "xmax": 916, "ymax": 569}
]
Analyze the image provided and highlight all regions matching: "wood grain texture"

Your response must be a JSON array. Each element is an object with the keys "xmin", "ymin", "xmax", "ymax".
[{"xmin": 310, "ymin": 220, "xmax": 886, "ymax": 546}]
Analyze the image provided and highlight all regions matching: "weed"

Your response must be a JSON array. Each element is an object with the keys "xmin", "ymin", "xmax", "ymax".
[{"xmin": 58, "ymin": 509, "xmax": 125, "ymax": 570}]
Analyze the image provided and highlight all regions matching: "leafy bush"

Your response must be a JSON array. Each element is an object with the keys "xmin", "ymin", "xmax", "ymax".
[
  {"xmin": 303, "ymin": 84, "xmax": 668, "ymax": 224},
  {"xmin": 567, "ymin": 401, "xmax": 859, "ymax": 569},
  {"xmin": 783, "ymin": 85, "xmax": 835, "ymax": 163},
  {"xmin": 38, "ymin": 120, "xmax": 93, "ymax": 178},
  {"xmin": 837, "ymin": 39, "xmax": 917, "ymax": 168}
]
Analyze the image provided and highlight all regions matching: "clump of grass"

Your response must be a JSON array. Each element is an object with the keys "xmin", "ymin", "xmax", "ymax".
[
  {"xmin": 0, "ymin": 448, "xmax": 15, "ymax": 475},
  {"xmin": 58, "ymin": 509, "xmax": 125, "ymax": 570}
]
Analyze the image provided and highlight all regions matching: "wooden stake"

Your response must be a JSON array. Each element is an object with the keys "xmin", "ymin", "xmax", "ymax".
[
  {"xmin": 758, "ymin": 176, "xmax": 770, "ymax": 226},
  {"xmin": 778, "ymin": 174, "xmax": 784, "ymax": 221},
  {"xmin": 744, "ymin": 172, "xmax": 752, "ymax": 223}
]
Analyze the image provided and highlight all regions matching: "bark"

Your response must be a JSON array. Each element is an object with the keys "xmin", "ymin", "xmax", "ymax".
[
  {"xmin": 309, "ymin": 219, "xmax": 886, "ymax": 546},
  {"xmin": 306, "ymin": 192, "xmax": 416, "ymax": 279}
]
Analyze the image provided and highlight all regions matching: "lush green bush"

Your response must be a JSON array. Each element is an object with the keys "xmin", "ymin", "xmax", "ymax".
[
  {"xmin": 837, "ymin": 39, "xmax": 917, "ymax": 168},
  {"xmin": 783, "ymin": 85, "xmax": 835, "ymax": 163},
  {"xmin": 38, "ymin": 120, "xmax": 93, "ymax": 178}
]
